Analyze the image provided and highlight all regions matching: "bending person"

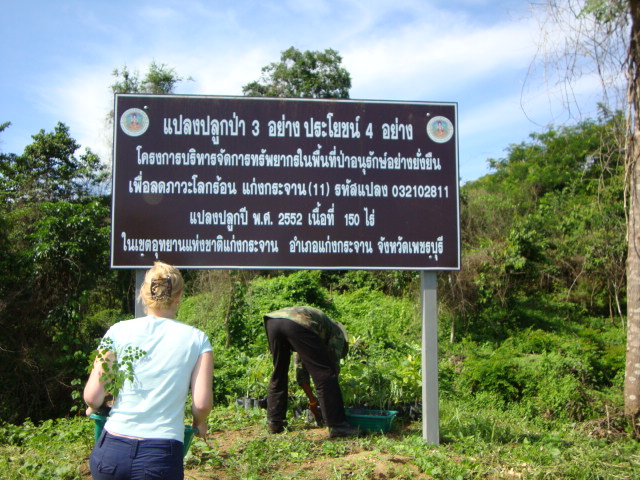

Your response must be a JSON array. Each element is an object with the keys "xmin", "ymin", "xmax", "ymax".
[
  {"xmin": 84, "ymin": 261, "xmax": 213, "ymax": 480},
  {"xmin": 263, "ymin": 305, "xmax": 358, "ymax": 438}
]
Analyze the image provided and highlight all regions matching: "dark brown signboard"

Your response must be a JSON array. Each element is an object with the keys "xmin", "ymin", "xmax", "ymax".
[{"xmin": 111, "ymin": 94, "xmax": 460, "ymax": 270}]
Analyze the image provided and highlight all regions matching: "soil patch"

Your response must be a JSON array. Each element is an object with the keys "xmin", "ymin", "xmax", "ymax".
[
  {"xmin": 182, "ymin": 424, "xmax": 428, "ymax": 479},
  {"xmin": 82, "ymin": 423, "xmax": 428, "ymax": 479}
]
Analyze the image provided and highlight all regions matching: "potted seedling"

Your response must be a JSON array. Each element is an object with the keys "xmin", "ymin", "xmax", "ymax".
[{"xmin": 237, "ymin": 353, "xmax": 269, "ymax": 410}]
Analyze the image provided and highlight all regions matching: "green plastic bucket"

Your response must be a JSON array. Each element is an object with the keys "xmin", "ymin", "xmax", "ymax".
[
  {"xmin": 344, "ymin": 408, "xmax": 398, "ymax": 433},
  {"xmin": 182, "ymin": 426, "xmax": 198, "ymax": 457},
  {"xmin": 89, "ymin": 414, "xmax": 199, "ymax": 457},
  {"xmin": 89, "ymin": 413, "xmax": 107, "ymax": 443}
]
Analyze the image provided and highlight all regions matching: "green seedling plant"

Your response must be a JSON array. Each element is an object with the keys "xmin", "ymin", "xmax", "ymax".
[{"xmin": 88, "ymin": 337, "xmax": 146, "ymax": 400}]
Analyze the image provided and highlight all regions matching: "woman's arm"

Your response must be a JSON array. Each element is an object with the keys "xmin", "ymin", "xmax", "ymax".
[
  {"xmin": 83, "ymin": 350, "xmax": 115, "ymax": 414},
  {"xmin": 190, "ymin": 351, "xmax": 214, "ymax": 437}
]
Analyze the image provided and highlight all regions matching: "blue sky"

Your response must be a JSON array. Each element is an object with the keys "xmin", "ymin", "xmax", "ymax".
[{"xmin": 1, "ymin": 0, "xmax": 605, "ymax": 183}]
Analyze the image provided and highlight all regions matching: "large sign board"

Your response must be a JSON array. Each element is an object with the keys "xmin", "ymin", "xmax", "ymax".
[{"xmin": 111, "ymin": 95, "xmax": 460, "ymax": 270}]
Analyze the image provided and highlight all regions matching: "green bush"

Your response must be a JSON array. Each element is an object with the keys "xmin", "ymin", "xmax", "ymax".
[
  {"xmin": 213, "ymin": 348, "xmax": 271, "ymax": 403},
  {"xmin": 340, "ymin": 344, "xmax": 421, "ymax": 408},
  {"xmin": 198, "ymin": 275, "xmax": 426, "ymax": 408},
  {"xmin": 245, "ymin": 270, "xmax": 333, "ymax": 315},
  {"xmin": 0, "ymin": 417, "xmax": 92, "ymax": 479},
  {"xmin": 178, "ymin": 275, "xmax": 627, "ymax": 422},
  {"xmin": 332, "ymin": 289, "xmax": 419, "ymax": 345},
  {"xmin": 176, "ymin": 293, "xmax": 220, "ymax": 334},
  {"xmin": 455, "ymin": 328, "xmax": 623, "ymax": 420}
]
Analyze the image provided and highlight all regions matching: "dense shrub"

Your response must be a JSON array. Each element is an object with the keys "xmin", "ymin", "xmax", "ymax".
[
  {"xmin": 176, "ymin": 273, "xmax": 626, "ymax": 423},
  {"xmin": 456, "ymin": 328, "xmax": 624, "ymax": 420},
  {"xmin": 245, "ymin": 270, "xmax": 332, "ymax": 314}
]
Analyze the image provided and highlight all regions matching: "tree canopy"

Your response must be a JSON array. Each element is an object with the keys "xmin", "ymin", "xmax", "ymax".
[
  {"xmin": 110, "ymin": 61, "xmax": 186, "ymax": 94},
  {"xmin": 242, "ymin": 47, "xmax": 351, "ymax": 99},
  {"xmin": 0, "ymin": 123, "xmax": 106, "ymax": 204}
]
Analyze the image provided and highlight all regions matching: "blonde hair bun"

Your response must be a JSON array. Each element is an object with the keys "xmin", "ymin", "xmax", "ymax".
[{"xmin": 139, "ymin": 262, "xmax": 184, "ymax": 311}]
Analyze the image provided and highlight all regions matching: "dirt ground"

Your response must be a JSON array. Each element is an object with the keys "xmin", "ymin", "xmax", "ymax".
[
  {"xmin": 182, "ymin": 424, "xmax": 428, "ymax": 480},
  {"xmin": 81, "ymin": 424, "xmax": 428, "ymax": 479}
]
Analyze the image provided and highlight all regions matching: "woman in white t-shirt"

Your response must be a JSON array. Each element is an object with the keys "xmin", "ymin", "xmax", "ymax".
[{"xmin": 84, "ymin": 262, "xmax": 213, "ymax": 480}]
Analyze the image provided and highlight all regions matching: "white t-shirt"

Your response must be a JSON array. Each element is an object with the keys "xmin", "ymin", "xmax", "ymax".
[{"xmin": 102, "ymin": 315, "xmax": 212, "ymax": 441}]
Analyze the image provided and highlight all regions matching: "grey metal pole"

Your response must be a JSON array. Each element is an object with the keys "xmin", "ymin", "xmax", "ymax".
[
  {"xmin": 421, "ymin": 271, "xmax": 440, "ymax": 445},
  {"xmin": 135, "ymin": 270, "xmax": 146, "ymax": 318}
]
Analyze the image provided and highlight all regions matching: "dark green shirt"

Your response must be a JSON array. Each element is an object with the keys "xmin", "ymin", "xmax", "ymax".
[{"xmin": 264, "ymin": 306, "xmax": 348, "ymax": 385}]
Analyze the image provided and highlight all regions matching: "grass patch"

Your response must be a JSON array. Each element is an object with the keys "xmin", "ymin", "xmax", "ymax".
[{"xmin": 1, "ymin": 400, "xmax": 638, "ymax": 479}]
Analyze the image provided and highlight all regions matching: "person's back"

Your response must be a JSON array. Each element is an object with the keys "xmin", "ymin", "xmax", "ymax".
[{"xmin": 104, "ymin": 315, "xmax": 210, "ymax": 440}]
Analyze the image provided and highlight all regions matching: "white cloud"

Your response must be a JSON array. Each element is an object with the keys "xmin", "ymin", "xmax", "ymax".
[
  {"xmin": 33, "ymin": 68, "xmax": 115, "ymax": 162},
  {"xmin": 345, "ymin": 15, "xmax": 538, "ymax": 101},
  {"xmin": 178, "ymin": 48, "xmax": 274, "ymax": 97}
]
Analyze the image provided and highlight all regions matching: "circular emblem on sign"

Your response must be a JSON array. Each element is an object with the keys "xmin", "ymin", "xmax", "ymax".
[
  {"xmin": 427, "ymin": 116, "xmax": 454, "ymax": 143},
  {"xmin": 120, "ymin": 108, "xmax": 149, "ymax": 137}
]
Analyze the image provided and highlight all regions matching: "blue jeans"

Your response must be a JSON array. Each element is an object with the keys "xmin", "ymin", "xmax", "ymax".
[{"xmin": 89, "ymin": 430, "xmax": 183, "ymax": 480}]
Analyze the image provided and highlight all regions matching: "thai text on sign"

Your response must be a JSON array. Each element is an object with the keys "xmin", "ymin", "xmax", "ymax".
[{"xmin": 111, "ymin": 94, "xmax": 460, "ymax": 270}]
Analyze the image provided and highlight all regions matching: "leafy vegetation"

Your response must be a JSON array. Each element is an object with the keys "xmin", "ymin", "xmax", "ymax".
[
  {"xmin": 242, "ymin": 47, "xmax": 352, "ymax": 99},
  {"xmin": 1, "ymin": 399, "xmax": 638, "ymax": 479},
  {"xmin": 89, "ymin": 338, "xmax": 147, "ymax": 400},
  {"xmin": 0, "ymin": 122, "xmax": 113, "ymax": 423}
]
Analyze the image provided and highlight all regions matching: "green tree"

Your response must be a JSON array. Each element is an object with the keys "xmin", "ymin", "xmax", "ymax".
[
  {"xmin": 445, "ymin": 114, "xmax": 625, "ymax": 341},
  {"xmin": 111, "ymin": 61, "xmax": 186, "ymax": 94},
  {"xmin": 0, "ymin": 122, "xmax": 106, "ymax": 204},
  {"xmin": 0, "ymin": 120, "xmax": 9, "ymax": 137},
  {"xmin": 0, "ymin": 61, "xmax": 190, "ymax": 422},
  {"xmin": 0, "ymin": 124, "xmax": 111, "ymax": 422},
  {"xmin": 242, "ymin": 47, "xmax": 351, "ymax": 99},
  {"xmin": 528, "ymin": 0, "xmax": 640, "ymax": 419},
  {"xmin": 106, "ymin": 61, "xmax": 188, "ymax": 141}
]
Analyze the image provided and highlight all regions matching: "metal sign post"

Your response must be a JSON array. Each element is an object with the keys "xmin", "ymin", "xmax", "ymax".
[
  {"xmin": 421, "ymin": 271, "xmax": 439, "ymax": 445},
  {"xmin": 135, "ymin": 270, "xmax": 145, "ymax": 318}
]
